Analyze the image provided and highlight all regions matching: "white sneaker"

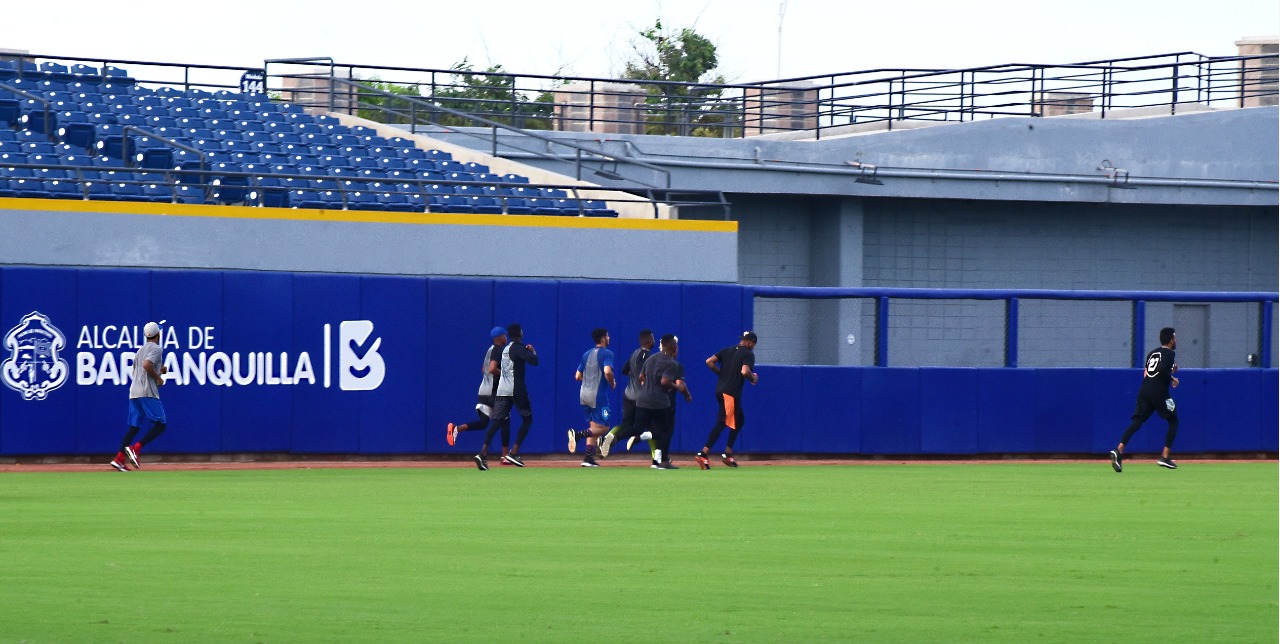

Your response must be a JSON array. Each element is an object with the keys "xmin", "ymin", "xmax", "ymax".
[
  {"xmin": 599, "ymin": 432, "xmax": 616, "ymax": 458},
  {"xmin": 639, "ymin": 431, "xmax": 653, "ymax": 442},
  {"xmin": 566, "ymin": 429, "xmax": 577, "ymax": 454}
]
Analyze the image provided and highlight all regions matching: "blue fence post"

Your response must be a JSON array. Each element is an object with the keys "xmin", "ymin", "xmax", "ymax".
[
  {"xmin": 876, "ymin": 296, "xmax": 889, "ymax": 367},
  {"xmin": 1262, "ymin": 300, "xmax": 1274, "ymax": 368},
  {"xmin": 1005, "ymin": 297, "xmax": 1019, "ymax": 368},
  {"xmin": 1132, "ymin": 299, "xmax": 1146, "ymax": 368}
]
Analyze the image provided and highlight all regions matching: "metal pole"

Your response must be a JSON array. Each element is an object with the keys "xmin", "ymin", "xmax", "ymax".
[
  {"xmin": 875, "ymin": 296, "xmax": 889, "ymax": 367},
  {"xmin": 1132, "ymin": 300, "xmax": 1146, "ymax": 368},
  {"xmin": 1262, "ymin": 300, "xmax": 1274, "ymax": 368},
  {"xmin": 1005, "ymin": 297, "xmax": 1019, "ymax": 368}
]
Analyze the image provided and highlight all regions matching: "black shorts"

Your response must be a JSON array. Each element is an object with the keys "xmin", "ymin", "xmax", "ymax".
[
  {"xmin": 512, "ymin": 391, "xmax": 532, "ymax": 418},
  {"xmin": 1132, "ymin": 395, "xmax": 1177, "ymax": 422}
]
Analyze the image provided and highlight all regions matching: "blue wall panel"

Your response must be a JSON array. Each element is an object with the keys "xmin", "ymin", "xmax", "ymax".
[
  {"xmin": 1, "ymin": 268, "xmax": 78, "ymax": 454},
  {"xmin": 677, "ymin": 283, "xmax": 746, "ymax": 453},
  {"xmin": 290, "ymin": 273, "xmax": 361, "ymax": 453},
  {"xmin": 860, "ymin": 368, "xmax": 921, "ymax": 454},
  {"xmin": 492, "ymin": 279, "xmax": 561, "ymax": 455},
  {"xmin": 149, "ymin": 270, "xmax": 225, "ymax": 454},
  {"xmin": 1197, "ymin": 369, "xmax": 1264, "ymax": 452},
  {"xmin": 736, "ymin": 365, "xmax": 802, "ymax": 453},
  {"xmin": 555, "ymin": 282, "xmax": 626, "ymax": 439},
  {"xmin": 975, "ymin": 368, "xmax": 1036, "ymax": 453},
  {"xmin": 217, "ymin": 272, "xmax": 292, "ymax": 453},
  {"xmin": 73, "ymin": 269, "xmax": 150, "ymax": 454},
  {"xmin": 427, "ymin": 277, "xmax": 495, "ymax": 455},
  {"xmin": 1087, "ymin": 370, "xmax": 1143, "ymax": 454},
  {"xmin": 358, "ymin": 275, "xmax": 428, "ymax": 454},
  {"xmin": 801, "ymin": 366, "xmax": 861, "ymax": 453},
  {"xmin": 1263, "ymin": 370, "xmax": 1279, "ymax": 452},
  {"xmin": 1033, "ymin": 369, "xmax": 1096, "ymax": 452},
  {"xmin": 920, "ymin": 368, "xmax": 979, "ymax": 454}
]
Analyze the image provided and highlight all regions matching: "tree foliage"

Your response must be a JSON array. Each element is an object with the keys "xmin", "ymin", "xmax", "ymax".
[{"xmin": 622, "ymin": 19, "xmax": 736, "ymax": 137}]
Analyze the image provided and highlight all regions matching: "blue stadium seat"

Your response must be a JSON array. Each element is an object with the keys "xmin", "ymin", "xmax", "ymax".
[
  {"xmin": 0, "ymin": 99, "xmax": 22, "ymax": 127},
  {"xmin": 44, "ymin": 179, "xmax": 83, "ymax": 199},
  {"xmin": 582, "ymin": 199, "xmax": 619, "ymax": 217}
]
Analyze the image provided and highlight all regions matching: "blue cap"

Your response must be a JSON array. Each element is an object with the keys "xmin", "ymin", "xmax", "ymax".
[{"xmin": 490, "ymin": 326, "xmax": 507, "ymax": 339}]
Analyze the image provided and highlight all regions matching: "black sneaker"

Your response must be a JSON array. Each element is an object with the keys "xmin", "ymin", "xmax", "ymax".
[
  {"xmin": 474, "ymin": 454, "xmax": 488, "ymax": 471},
  {"xmin": 1157, "ymin": 457, "xmax": 1178, "ymax": 469},
  {"xmin": 580, "ymin": 454, "xmax": 599, "ymax": 467},
  {"xmin": 1109, "ymin": 450, "xmax": 1123, "ymax": 473},
  {"xmin": 655, "ymin": 461, "xmax": 679, "ymax": 470},
  {"xmin": 503, "ymin": 454, "xmax": 525, "ymax": 467}
]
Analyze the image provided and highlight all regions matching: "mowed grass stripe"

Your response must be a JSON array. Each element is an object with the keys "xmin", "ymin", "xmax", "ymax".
[{"xmin": 0, "ymin": 463, "xmax": 1274, "ymax": 642}]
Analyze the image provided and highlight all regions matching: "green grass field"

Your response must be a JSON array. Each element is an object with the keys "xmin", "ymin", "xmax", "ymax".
[{"xmin": 1, "ymin": 462, "xmax": 1275, "ymax": 642}]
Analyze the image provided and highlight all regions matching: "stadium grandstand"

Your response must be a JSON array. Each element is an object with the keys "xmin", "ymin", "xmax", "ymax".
[{"xmin": 0, "ymin": 41, "xmax": 1274, "ymax": 460}]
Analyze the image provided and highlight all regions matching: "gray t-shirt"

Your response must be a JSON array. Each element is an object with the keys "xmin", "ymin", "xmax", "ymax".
[
  {"xmin": 496, "ymin": 343, "xmax": 516, "ymax": 397},
  {"xmin": 129, "ymin": 342, "xmax": 162, "ymax": 399},
  {"xmin": 636, "ymin": 351, "xmax": 680, "ymax": 410}
]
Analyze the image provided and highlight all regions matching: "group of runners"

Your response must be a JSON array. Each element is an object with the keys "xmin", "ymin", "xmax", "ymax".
[
  {"xmin": 107, "ymin": 320, "xmax": 1182, "ymax": 473},
  {"xmin": 448, "ymin": 326, "xmax": 759, "ymax": 470}
]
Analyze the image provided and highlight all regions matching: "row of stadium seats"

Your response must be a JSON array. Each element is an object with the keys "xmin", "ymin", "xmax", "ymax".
[{"xmin": 0, "ymin": 61, "xmax": 618, "ymax": 216}]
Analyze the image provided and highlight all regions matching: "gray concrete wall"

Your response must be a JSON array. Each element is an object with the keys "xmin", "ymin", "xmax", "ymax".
[
  {"xmin": 426, "ymin": 107, "xmax": 1279, "ymax": 208},
  {"xmin": 735, "ymin": 196, "xmax": 1277, "ymax": 367},
  {"xmin": 0, "ymin": 202, "xmax": 738, "ymax": 282}
]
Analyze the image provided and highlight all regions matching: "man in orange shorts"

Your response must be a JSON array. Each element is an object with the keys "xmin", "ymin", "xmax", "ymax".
[{"xmin": 695, "ymin": 331, "xmax": 758, "ymax": 469}]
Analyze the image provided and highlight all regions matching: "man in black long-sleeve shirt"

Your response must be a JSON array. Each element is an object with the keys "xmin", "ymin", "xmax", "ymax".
[
  {"xmin": 490, "ymin": 323, "xmax": 539, "ymax": 467},
  {"xmin": 1110, "ymin": 327, "xmax": 1180, "ymax": 472}
]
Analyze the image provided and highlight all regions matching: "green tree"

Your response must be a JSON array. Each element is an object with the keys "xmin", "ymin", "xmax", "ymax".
[
  {"xmin": 432, "ymin": 59, "xmax": 553, "ymax": 130},
  {"xmin": 355, "ymin": 77, "xmax": 424, "ymax": 124},
  {"xmin": 622, "ymin": 19, "xmax": 737, "ymax": 136}
]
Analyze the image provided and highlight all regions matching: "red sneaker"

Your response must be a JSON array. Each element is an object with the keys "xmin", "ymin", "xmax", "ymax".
[
  {"xmin": 124, "ymin": 445, "xmax": 141, "ymax": 469},
  {"xmin": 447, "ymin": 423, "xmax": 458, "ymax": 446},
  {"xmin": 721, "ymin": 454, "xmax": 739, "ymax": 468},
  {"xmin": 694, "ymin": 454, "xmax": 710, "ymax": 470}
]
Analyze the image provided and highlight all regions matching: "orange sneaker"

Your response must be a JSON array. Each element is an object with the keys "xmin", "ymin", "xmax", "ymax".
[
  {"xmin": 447, "ymin": 423, "xmax": 458, "ymax": 446},
  {"xmin": 694, "ymin": 454, "xmax": 710, "ymax": 470}
]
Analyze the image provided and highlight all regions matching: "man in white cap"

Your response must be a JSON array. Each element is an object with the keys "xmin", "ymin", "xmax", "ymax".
[{"xmin": 110, "ymin": 321, "xmax": 168, "ymax": 472}]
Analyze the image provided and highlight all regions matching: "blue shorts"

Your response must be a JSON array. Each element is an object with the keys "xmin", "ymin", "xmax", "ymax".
[
  {"xmin": 128, "ymin": 398, "xmax": 167, "ymax": 427},
  {"xmin": 582, "ymin": 404, "xmax": 611, "ymax": 427}
]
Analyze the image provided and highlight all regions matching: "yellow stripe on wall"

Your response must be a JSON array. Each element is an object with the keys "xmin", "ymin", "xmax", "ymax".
[{"xmin": 0, "ymin": 197, "xmax": 737, "ymax": 232}]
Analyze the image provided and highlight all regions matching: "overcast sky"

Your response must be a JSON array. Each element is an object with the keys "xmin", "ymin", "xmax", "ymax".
[{"xmin": 6, "ymin": 0, "xmax": 1276, "ymax": 82}]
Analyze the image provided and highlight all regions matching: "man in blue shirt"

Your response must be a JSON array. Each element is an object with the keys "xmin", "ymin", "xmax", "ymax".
[{"xmin": 568, "ymin": 328, "xmax": 615, "ymax": 467}]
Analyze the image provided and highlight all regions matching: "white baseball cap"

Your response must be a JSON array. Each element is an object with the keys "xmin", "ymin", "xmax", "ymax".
[{"xmin": 144, "ymin": 322, "xmax": 161, "ymax": 338}]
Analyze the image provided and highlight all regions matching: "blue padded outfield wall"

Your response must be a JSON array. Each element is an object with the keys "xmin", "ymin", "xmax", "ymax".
[{"xmin": 0, "ymin": 266, "xmax": 1274, "ymax": 457}]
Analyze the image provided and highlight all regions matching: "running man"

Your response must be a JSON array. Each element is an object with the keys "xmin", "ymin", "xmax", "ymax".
[
  {"xmin": 109, "ymin": 321, "xmax": 168, "ymax": 472},
  {"xmin": 493, "ymin": 323, "xmax": 538, "ymax": 467},
  {"xmin": 1110, "ymin": 327, "xmax": 1181, "ymax": 472},
  {"xmin": 599, "ymin": 329, "xmax": 653, "ymax": 459},
  {"xmin": 568, "ymin": 328, "xmax": 615, "ymax": 467},
  {"xmin": 695, "ymin": 331, "xmax": 759, "ymax": 469},
  {"xmin": 614, "ymin": 333, "xmax": 689, "ymax": 469},
  {"xmin": 447, "ymin": 327, "xmax": 506, "ymax": 463}
]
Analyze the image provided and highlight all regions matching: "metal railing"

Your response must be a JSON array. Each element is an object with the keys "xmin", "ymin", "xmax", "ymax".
[
  {"xmin": 752, "ymin": 286, "xmax": 1278, "ymax": 368},
  {"xmin": 262, "ymin": 51, "xmax": 1278, "ymax": 140},
  {"xmin": 324, "ymin": 76, "xmax": 675, "ymax": 190},
  {"xmin": 0, "ymin": 159, "xmax": 724, "ymax": 218}
]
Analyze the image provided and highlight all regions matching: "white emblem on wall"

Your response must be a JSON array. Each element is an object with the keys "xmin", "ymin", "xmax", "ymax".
[
  {"xmin": 2, "ymin": 311, "xmax": 70, "ymax": 400},
  {"xmin": 338, "ymin": 320, "xmax": 385, "ymax": 391}
]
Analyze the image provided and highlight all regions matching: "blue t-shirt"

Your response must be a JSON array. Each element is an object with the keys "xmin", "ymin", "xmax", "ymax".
[{"xmin": 577, "ymin": 346, "xmax": 614, "ymax": 408}]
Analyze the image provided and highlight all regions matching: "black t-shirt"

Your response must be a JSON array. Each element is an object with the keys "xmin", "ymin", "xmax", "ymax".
[
  {"xmin": 714, "ymin": 345, "xmax": 756, "ymax": 396},
  {"xmin": 637, "ymin": 352, "xmax": 681, "ymax": 410},
  {"xmin": 1137, "ymin": 346, "xmax": 1176, "ymax": 399}
]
